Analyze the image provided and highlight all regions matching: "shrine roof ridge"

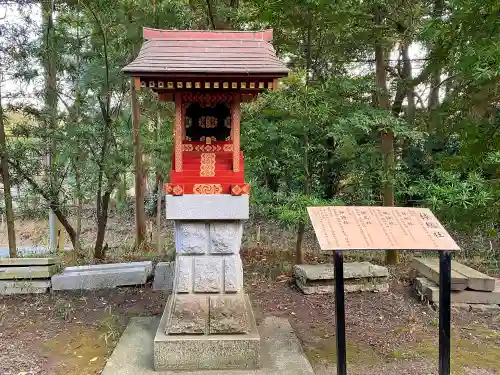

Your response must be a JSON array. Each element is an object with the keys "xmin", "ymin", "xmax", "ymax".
[{"xmin": 142, "ymin": 27, "xmax": 274, "ymax": 41}]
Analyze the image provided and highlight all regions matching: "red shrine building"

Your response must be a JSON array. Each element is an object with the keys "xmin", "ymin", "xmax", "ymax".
[{"xmin": 123, "ymin": 28, "xmax": 288, "ymax": 195}]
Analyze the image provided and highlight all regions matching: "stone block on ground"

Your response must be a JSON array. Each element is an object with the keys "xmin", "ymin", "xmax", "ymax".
[
  {"xmin": 154, "ymin": 294, "xmax": 260, "ymax": 371},
  {"xmin": 294, "ymin": 262, "xmax": 388, "ymax": 283},
  {"xmin": 167, "ymin": 295, "xmax": 209, "ymax": 334},
  {"xmin": 101, "ymin": 316, "xmax": 315, "ymax": 375},
  {"xmin": 414, "ymin": 277, "xmax": 500, "ymax": 305},
  {"xmin": 411, "ymin": 258, "xmax": 468, "ymax": 291},
  {"xmin": 0, "ymin": 265, "xmax": 58, "ymax": 279},
  {"xmin": 450, "ymin": 261, "xmax": 496, "ymax": 291},
  {"xmin": 294, "ymin": 262, "xmax": 389, "ymax": 295},
  {"xmin": 296, "ymin": 278, "xmax": 389, "ymax": 294},
  {"xmin": 153, "ymin": 262, "xmax": 174, "ymax": 292},
  {"xmin": 0, "ymin": 257, "xmax": 60, "ymax": 266},
  {"xmin": 64, "ymin": 261, "xmax": 153, "ymax": 277},
  {"xmin": 0, "ymin": 280, "xmax": 51, "ymax": 295},
  {"xmin": 209, "ymin": 295, "xmax": 250, "ymax": 334},
  {"xmin": 51, "ymin": 267, "xmax": 148, "ymax": 290}
]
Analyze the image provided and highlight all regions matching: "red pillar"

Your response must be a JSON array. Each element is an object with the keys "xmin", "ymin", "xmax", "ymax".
[
  {"xmin": 231, "ymin": 94, "xmax": 241, "ymax": 172},
  {"xmin": 174, "ymin": 93, "xmax": 183, "ymax": 172}
]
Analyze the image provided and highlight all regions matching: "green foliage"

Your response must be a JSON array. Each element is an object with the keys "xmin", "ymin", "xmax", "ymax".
[{"xmin": 1, "ymin": 0, "xmax": 498, "ymax": 258}]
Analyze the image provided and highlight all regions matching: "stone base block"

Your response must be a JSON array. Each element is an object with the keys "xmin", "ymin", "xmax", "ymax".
[
  {"xmin": 153, "ymin": 262, "xmax": 174, "ymax": 292},
  {"xmin": 0, "ymin": 280, "xmax": 50, "ymax": 294},
  {"xmin": 415, "ymin": 277, "xmax": 500, "ymax": 305},
  {"xmin": 64, "ymin": 261, "xmax": 153, "ymax": 276},
  {"xmin": 296, "ymin": 278, "xmax": 389, "ymax": 294},
  {"xmin": 166, "ymin": 194, "xmax": 249, "ymax": 220},
  {"xmin": 154, "ymin": 294, "xmax": 260, "ymax": 371},
  {"xmin": 51, "ymin": 267, "xmax": 148, "ymax": 290},
  {"xmin": 0, "ymin": 265, "xmax": 59, "ymax": 279}
]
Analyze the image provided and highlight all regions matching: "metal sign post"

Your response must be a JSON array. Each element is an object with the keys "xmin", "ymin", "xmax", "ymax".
[{"xmin": 307, "ymin": 206, "xmax": 460, "ymax": 375}]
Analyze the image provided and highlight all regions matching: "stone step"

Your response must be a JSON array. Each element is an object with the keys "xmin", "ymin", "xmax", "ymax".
[
  {"xmin": 414, "ymin": 277, "xmax": 500, "ymax": 305},
  {"xmin": 450, "ymin": 261, "xmax": 496, "ymax": 291},
  {"xmin": 51, "ymin": 267, "xmax": 149, "ymax": 290},
  {"xmin": 0, "ymin": 280, "xmax": 51, "ymax": 295},
  {"xmin": 294, "ymin": 262, "xmax": 389, "ymax": 283},
  {"xmin": 0, "ymin": 257, "xmax": 60, "ymax": 266},
  {"xmin": 410, "ymin": 257, "xmax": 468, "ymax": 291},
  {"xmin": 64, "ymin": 261, "xmax": 153, "ymax": 277},
  {"xmin": 0, "ymin": 265, "xmax": 59, "ymax": 279},
  {"xmin": 296, "ymin": 278, "xmax": 389, "ymax": 295}
]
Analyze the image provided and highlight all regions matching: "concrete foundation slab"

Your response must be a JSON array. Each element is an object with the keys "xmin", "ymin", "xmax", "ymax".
[
  {"xmin": 415, "ymin": 277, "xmax": 500, "ymax": 304},
  {"xmin": 0, "ymin": 280, "xmax": 51, "ymax": 294},
  {"xmin": 153, "ymin": 262, "xmax": 174, "ymax": 292},
  {"xmin": 294, "ymin": 262, "xmax": 388, "ymax": 283},
  {"xmin": 166, "ymin": 195, "xmax": 249, "ymax": 220},
  {"xmin": 101, "ymin": 316, "xmax": 315, "ymax": 375},
  {"xmin": 51, "ymin": 267, "xmax": 148, "ymax": 290},
  {"xmin": 64, "ymin": 261, "xmax": 153, "ymax": 276},
  {"xmin": 0, "ymin": 257, "xmax": 60, "ymax": 266},
  {"xmin": 296, "ymin": 278, "xmax": 389, "ymax": 294},
  {"xmin": 155, "ymin": 294, "xmax": 259, "ymax": 370}
]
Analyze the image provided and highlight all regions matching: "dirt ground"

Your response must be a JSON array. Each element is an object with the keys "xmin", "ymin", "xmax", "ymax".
[
  {"xmin": 1, "ymin": 218, "xmax": 499, "ymax": 374},
  {"xmin": 1, "ymin": 256, "xmax": 500, "ymax": 375}
]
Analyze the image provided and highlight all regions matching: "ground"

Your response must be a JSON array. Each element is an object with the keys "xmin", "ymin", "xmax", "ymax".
[{"xmin": 1, "ymin": 217, "xmax": 499, "ymax": 375}]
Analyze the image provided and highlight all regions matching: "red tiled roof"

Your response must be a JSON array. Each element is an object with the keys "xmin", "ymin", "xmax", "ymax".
[{"xmin": 122, "ymin": 28, "xmax": 289, "ymax": 76}]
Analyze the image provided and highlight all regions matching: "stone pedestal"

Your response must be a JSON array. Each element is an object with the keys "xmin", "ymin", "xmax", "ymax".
[{"xmin": 154, "ymin": 195, "xmax": 259, "ymax": 371}]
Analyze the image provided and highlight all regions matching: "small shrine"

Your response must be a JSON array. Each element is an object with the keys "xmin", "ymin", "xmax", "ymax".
[{"xmin": 123, "ymin": 28, "xmax": 288, "ymax": 371}]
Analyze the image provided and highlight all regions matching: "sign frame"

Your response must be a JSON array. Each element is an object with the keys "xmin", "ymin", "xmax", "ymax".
[{"xmin": 307, "ymin": 206, "xmax": 457, "ymax": 375}]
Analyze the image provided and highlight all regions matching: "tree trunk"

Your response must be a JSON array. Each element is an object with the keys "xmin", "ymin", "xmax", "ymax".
[
  {"xmin": 94, "ymin": 189, "xmax": 111, "ymax": 259},
  {"xmin": 42, "ymin": 0, "xmax": 60, "ymax": 252},
  {"xmin": 295, "ymin": 222, "xmax": 305, "ymax": 264},
  {"xmin": 374, "ymin": 4, "xmax": 398, "ymax": 265},
  {"xmin": 0, "ymin": 79, "xmax": 17, "ymax": 258},
  {"xmin": 131, "ymin": 79, "xmax": 146, "ymax": 248},
  {"xmin": 74, "ymin": 167, "xmax": 82, "ymax": 254},
  {"xmin": 428, "ymin": 0, "xmax": 444, "ymax": 113},
  {"xmin": 156, "ymin": 112, "xmax": 162, "ymax": 254}
]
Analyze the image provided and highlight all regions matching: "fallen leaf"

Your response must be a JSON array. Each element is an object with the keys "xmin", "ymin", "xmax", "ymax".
[{"xmin": 90, "ymin": 357, "xmax": 98, "ymax": 362}]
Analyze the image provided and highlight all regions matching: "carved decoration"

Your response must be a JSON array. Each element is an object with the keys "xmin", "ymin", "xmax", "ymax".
[
  {"xmin": 223, "ymin": 144, "xmax": 233, "ymax": 152},
  {"xmin": 231, "ymin": 95, "xmax": 241, "ymax": 172},
  {"xmin": 193, "ymin": 184, "xmax": 222, "ymax": 194},
  {"xmin": 231, "ymin": 184, "xmax": 250, "ymax": 196},
  {"xmin": 175, "ymin": 94, "xmax": 183, "ymax": 171},
  {"xmin": 200, "ymin": 153, "xmax": 216, "ymax": 177},
  {"xmin": 183, "ymin": 144, "xmax": 194, "ymax": 151}
]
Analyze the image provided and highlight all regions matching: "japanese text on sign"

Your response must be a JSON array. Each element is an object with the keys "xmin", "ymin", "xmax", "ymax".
[{"xmin": 307, "ymin": 206, "xmax": 460, "ymax": 251}]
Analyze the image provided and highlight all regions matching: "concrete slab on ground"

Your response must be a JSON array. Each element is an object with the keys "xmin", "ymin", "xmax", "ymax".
[
  {"xmin": 450, "ymin": 261, "xmax": 496, "ymax": 291},
  {"xmin": 64, "ymin": 261, "xmax": 153, "ymax": 276},
  {"xmin": 294, "ymin": 262, "xmax": 388, "ymax": 282},
  {"xmin": 51, "ymin": 267, "xmax": 148, "ymax": 290},
  {"xmin": 0, "ymin": 279, "xmax": 50, "ymax": 294},
  {"xmin": 415, "ymin": 277, "xmax": 500, "ymax": 305},
  {"xmin": 0, "ymin": 257, "xmax": 60, "ymax": 266},
  {"xmin": 0, "ymin": 247, "xmax": 71, "ymax": 258},
  {"xmin": 411, "ymin": 258, "xmax": 468, "ymax": 291},
  {"xmin": 0, "ymin": 265, "xmax": 59, "ymax": 279},
  {"xmin": 296, "ymin": 278, "xmax": 389, "ymax": 294},
  {"xmin": 101, "ymin": 316, "xmax": 315, "ymax": 375}
]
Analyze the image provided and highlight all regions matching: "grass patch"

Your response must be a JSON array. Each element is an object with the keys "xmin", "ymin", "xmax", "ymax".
[{"xmin": 305, "ymin": 339, "xmax": 384, "ymax": 366}]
